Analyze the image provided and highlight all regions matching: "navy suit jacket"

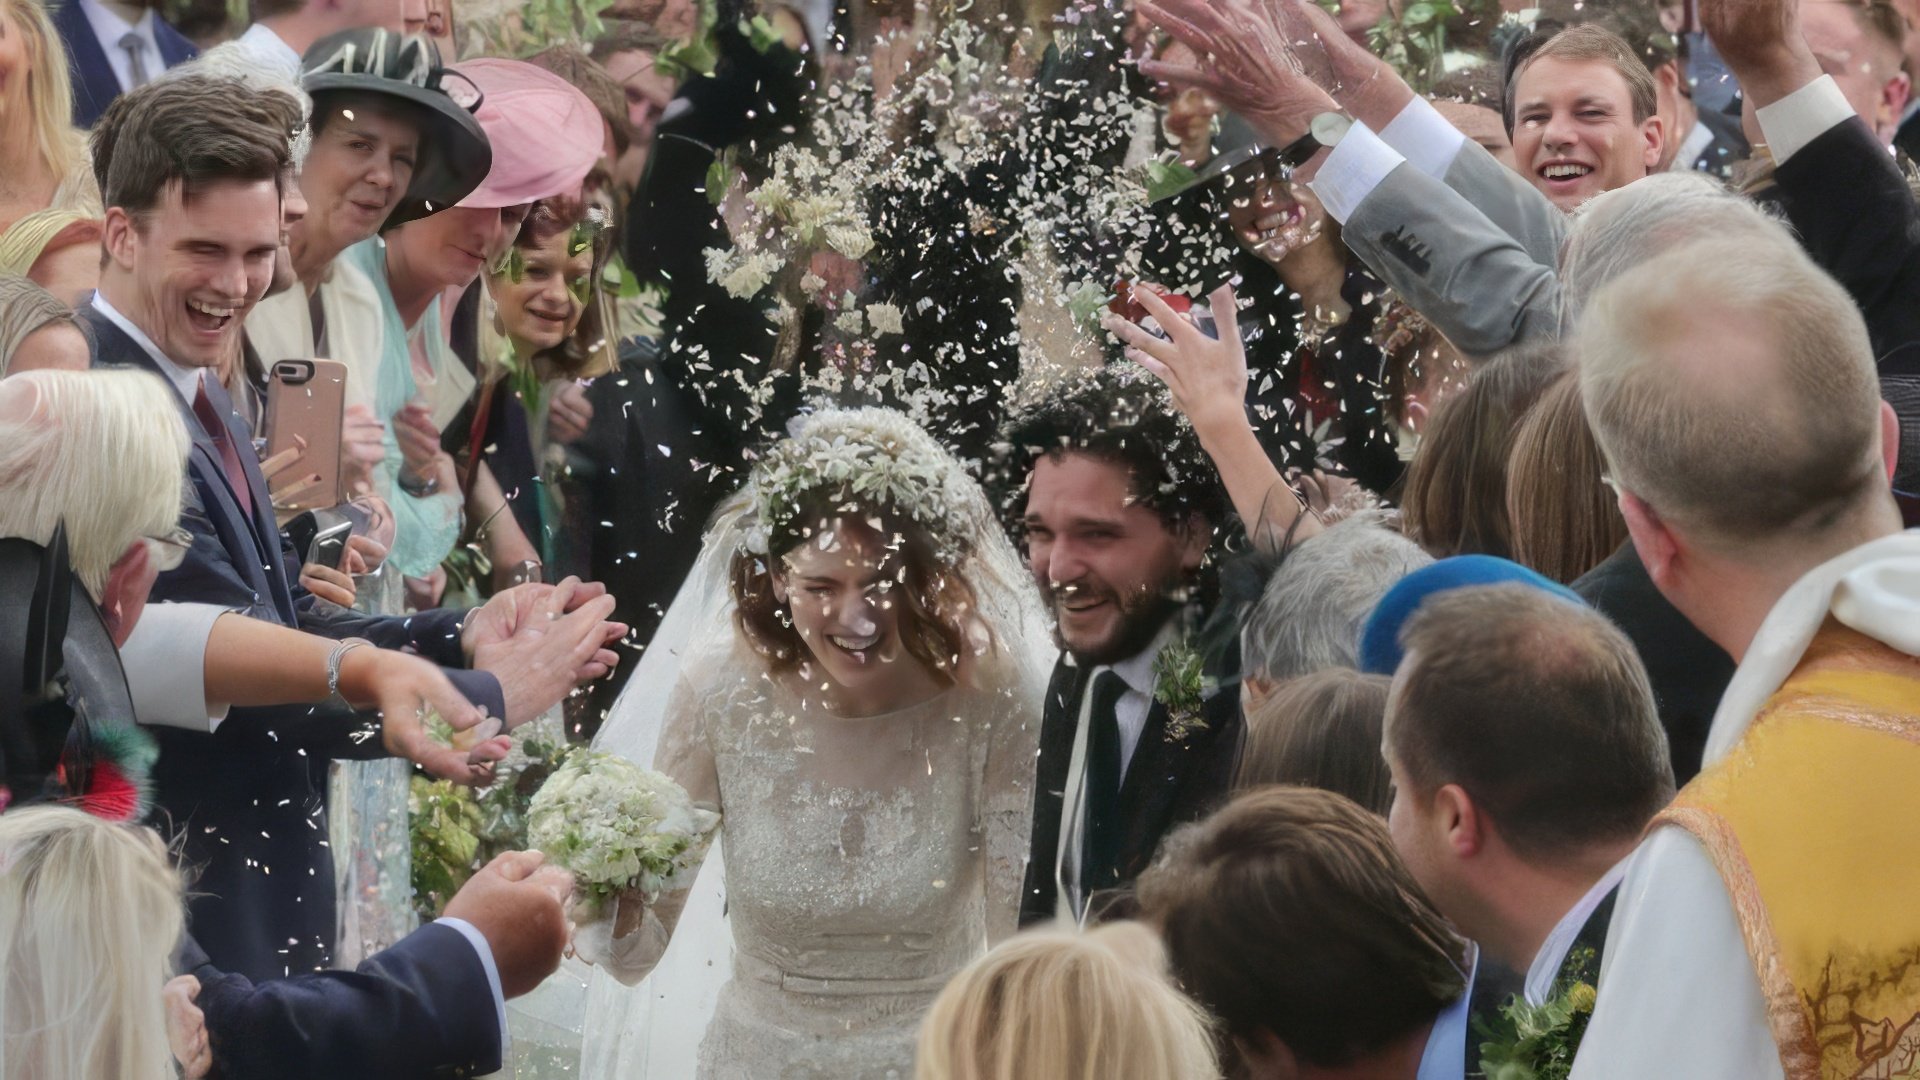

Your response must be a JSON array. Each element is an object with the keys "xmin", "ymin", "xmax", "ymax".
[
  {"xmin": 181, "ymin": 924, "xmax": 502, "ymax": 1079},
  {"xmin": 84, "ymin": 306, "xmax": 503, "ymax": 980},
  {"xmin": 54, "ymin": 0, "xmax": 198, "ymax": 128}
]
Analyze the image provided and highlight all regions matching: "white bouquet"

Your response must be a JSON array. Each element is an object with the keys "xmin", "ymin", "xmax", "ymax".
[{"xmin": 527, "ymin": 748, "xmax": 720, "ymax": 928}]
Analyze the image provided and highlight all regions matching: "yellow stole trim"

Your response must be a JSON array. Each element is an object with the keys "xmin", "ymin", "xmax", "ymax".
[{"xmin": 1655, "ymin": 621, "xmax": 1920, "ymax": 1080}]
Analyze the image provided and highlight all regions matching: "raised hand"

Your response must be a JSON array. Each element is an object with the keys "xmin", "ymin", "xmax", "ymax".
[
  {"xmin": 164, "ymin": 975, "xmax": 211, "ymax": 1079},
  {"xmin": 341, "ymin": 404, "xmax": 387, "ymax": 496},
  {"xmin": 1105, "ymin": 282, "xmax": 1328, "ymax": 549},
  {"xmin": 548, "ymin": 381, "xmax": 595, "ymax": 445},
  {"xmin": 469, "ymin": 577, "xmax": 626, "ymax": 728},
  {"xmin": 1105, "ymin": 283, "xmax": 1251, "ymax": 440},
  {"xmin": 1699, "ymin": 0, "xmax": 1821, "ymax": 109},
  {"xmin": 299, "ymin": 561, "xmax": 357, "ymax": 607},
  {"xmin": 1136, "ymin": 0, "xmax": 1339, "ymax": 146}
]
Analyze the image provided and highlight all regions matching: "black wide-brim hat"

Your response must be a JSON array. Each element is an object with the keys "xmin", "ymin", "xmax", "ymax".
[{"xmin": 301, "ymin": 28, "xmax": 493, "ymax": 230}]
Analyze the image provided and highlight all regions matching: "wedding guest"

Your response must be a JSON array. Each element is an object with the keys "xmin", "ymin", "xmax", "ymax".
[
  {"xmin": 1233, "ymin": 668, "xmax": 1393, "ymax": 814},
  {"xmin": 1238, "ymin": 511, "xmax": 1430, "ymax": 709},
  {"xmin": 1569, "ymin": 239, "xmax": 1920, "ymax": 1076},
  {"xmin": 0, "ymin": 0, "xmax": 99, "ymax": 233},
  {"xmin": 1400, "ymin": 345, "xmax": 1565, "ymax": 559},
  {"xmin": 346, "ymin": 55, "xmax": 599, "ymax": 591},
  {"xmin": 49, "ymin": 0, "xmax": 198, "ymax": 127},
  {"xmin": 0, "ymin": 275, "xmax": 91, "ymax": 375},
  {"xmin": 82, "ymin": 75, "xmax": 622, "ymax": 979},
  {"xmin": 0, "ymin": 362, "xmax": 592, "ymax": 1072},
  {"xmin": 1137, "ymin": 786, "xmax": 1473, "ymax": 1080},
  {"xmin": 590, "ymin": 20, "xmax": 680, "ymax": 196},
  {"xmin": 1384, "ymin": 584, "xmax": 1672, "ymax": 1011},
  {"xmin": 915, "ymin": 922, "xmax": 1221, "ymax": 1080},
  {"xmin": 0, "ymin": 806, "xmax": 184, "ymax": 1080},
  {"xmin": 0, "ymin": 209, "xmax": 103, "ymax": 303},
  {"xmin": 243, "ymin": 28, "xmax": 491, "ymax": 506},
  {"xmin": 994, "ymin": 364, "xmax": 1242, "ymax": 927},
  {"xmin": 1503, "ymin": 369, "xmax": 1628, "ymax": 584}
]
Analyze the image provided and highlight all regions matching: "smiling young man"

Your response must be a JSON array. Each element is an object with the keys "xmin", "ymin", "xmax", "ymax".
[
  {"xmin": 1507, "ymin": 26, "xmax": 1666, "ymax": 212},
  {"xmin": 994, "ymin": 364, "xmax": 1242, "ymax": 928}
]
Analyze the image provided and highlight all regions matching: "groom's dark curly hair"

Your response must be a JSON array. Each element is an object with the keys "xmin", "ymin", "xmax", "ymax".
[{"xmin": 987, "ymin": 363, "xmax": 1228, "ymax": 542}]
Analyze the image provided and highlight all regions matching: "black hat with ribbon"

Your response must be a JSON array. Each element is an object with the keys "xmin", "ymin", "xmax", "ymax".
[{"xmin": 301, "ymin": 28, "xmax": 494, "ymax": 230}]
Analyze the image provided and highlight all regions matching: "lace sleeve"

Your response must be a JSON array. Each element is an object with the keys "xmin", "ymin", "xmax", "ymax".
[
  {"xmin": 603, "ymin": 670, "xmax": 720, "ymax": 985},
  {"xmin": 977, "ymin": 670, "xmax": 1042, "ymax": 948}
]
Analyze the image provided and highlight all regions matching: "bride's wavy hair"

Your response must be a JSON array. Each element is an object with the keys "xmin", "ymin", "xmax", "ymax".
[{"xmin": 731, "ymin": 492, "xmax": 986, "ymax": 682}]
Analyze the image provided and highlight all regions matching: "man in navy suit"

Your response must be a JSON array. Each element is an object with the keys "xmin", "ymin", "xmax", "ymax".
[
  {"xmin": 83, "ymin": 75, "xmax": 624, "ymax": 981},
  {"xmin": 53, "ymin": 0, "xmax": 199, "ymax": 127}
]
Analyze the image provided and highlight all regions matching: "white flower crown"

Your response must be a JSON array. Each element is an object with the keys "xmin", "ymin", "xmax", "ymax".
[{"xmin": 743, "ymin": 407, "xmax": 985, "ymax": 565}]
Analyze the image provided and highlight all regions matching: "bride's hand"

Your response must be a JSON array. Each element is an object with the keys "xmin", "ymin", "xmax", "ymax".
[{"xmin": 613, "ymin": 884, "xmax": 651, "ymax": 940}]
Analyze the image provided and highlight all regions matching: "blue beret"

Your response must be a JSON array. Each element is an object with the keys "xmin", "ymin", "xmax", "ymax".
[{"xmin": 1358, "ymin": 555, "xmax": 1586, "ymax": 675}]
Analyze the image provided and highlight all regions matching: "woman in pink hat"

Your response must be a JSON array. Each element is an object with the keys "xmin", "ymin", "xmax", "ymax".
[{"xmin": 331, "ymin": 57, "xmax": 603, "ymax": 602}]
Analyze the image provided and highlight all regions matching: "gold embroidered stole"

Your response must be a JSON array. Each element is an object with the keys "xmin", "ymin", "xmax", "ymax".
[{"xmin": 1657, "ymin": 620, "xmax": 1920, "ymax": 1080}]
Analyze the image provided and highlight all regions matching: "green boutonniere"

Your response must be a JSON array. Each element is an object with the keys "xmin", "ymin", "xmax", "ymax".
[
  {"xmin": 1475, "ymin": 946, "xmax": 1599, "ymax": 1080},
  {"xmin": 1153, "ymin": 638, "xmax": 1211, "ymax": 744}
]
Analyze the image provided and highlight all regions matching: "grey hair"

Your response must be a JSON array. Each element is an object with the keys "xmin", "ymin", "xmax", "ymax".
[
  {"xmin": 1241, "ymin": 511, "xmax": 1434, "ymax": 683},
  {"xmin": 157, "ymin": 42, "xmax": 314, "ymax": 169},
  {"xmin": 0, "ymin": 370, "xmax": 189, "ymax": 597},
  {"xmin": 1559, "ymin": 172, "xmax": 1795, "ymax": 324}
]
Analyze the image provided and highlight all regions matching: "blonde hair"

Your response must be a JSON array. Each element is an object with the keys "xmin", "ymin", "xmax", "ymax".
[
  {"xmin": 0, "ymin": 370, "xmax": 189, "ymax": 597},
  {"xmin": 916, "ymin": 923, "xmax": 1221, "ymax": 1080},
  {"xmin": 0, "ymin": 0, "xmax": 78, "ymax": 187},
  {"xmin": 0, "ymin": 807, "xmax": 185, "ymax": 1080},
  {"xmin": 1577, "ymin": 234, "xmax": 1885, "ymax": 547}
]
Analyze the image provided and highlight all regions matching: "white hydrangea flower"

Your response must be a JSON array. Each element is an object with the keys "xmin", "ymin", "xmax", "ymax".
[{"xmin": 527, "ymin": 749, "xmax": 721, "ymax": 919}]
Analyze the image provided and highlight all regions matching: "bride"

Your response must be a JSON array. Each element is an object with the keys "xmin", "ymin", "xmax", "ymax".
[{"xmin": 581, "ymin": 406, "xmax": 1048, "ymax": 1078}]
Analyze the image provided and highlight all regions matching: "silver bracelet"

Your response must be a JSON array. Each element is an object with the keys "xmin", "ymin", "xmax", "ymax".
[{"xmin": 326, "ymin": 637, "xmax": 374, "ymax": 702}]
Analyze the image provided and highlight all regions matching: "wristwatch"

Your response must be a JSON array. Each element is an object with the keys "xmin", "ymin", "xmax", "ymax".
[
  {"xmin": 1278, "ymin": 112, "xmax": 1355, "ymax": 171},
  {"xmin": 399, "ymin": 470, "xmax": 441, "ymax": 498}
]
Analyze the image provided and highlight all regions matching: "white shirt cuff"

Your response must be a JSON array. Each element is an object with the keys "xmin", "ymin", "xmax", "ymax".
[
  {"xmin": 1378, "ymin": 96, "xmax": 1466, "ymax": 180},
  {"xmin": 434, "ymin": 916, "xmax": 510, "ymax": 1053},
  {"xmin": 1756, "ymin": 74, "xmax": 1853, "ymax": 166},
  {"xmin": 1309, "ymin": 121, "xmax": 1408, "ymax": 225},
  {"xmin": 121, "ymin": 604, "xmax": 234, "ymax": 733}
]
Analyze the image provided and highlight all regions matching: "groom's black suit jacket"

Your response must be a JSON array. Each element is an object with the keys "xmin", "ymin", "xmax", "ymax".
[
  {"xmin": 1018, "ymin": 634, "xmax": 1244, "ymax": 926},
  {"xmin": 86, "ymin": 306, "xmax": 504, "ymax": 981}
]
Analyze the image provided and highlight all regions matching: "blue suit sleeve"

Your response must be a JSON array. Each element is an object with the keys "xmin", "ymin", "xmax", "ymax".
[{"xmin": 189, "ymin": 923, "xmax": 503, "ymax": 1080}]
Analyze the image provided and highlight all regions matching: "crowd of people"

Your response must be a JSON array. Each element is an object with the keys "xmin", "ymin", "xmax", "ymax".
[{"xmin": 1, "ymin": 0, "xmax": 1918, "ymax": 1073}]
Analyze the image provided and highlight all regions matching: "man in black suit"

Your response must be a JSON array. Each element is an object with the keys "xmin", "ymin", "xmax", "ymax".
[
  {"xmin": 83, "ymin": 76, "xmax": 623, "ymax": 981},
  {"xmin": 1381, "ymin": 585, "xmax": 1674, "ymax": 1036},
  {"xmin": 53, "ymin": 0, "xmax": 199, "ymax": 127},
  {"xmin": 993, "ymin": 365, "xmax": 1243, "ymax": 928}
]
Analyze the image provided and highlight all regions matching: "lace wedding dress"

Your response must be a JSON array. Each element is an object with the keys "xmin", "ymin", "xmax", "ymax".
[{"xmin": 599, "ymin": 639, "xmax": 1040, "ymax": 1078}]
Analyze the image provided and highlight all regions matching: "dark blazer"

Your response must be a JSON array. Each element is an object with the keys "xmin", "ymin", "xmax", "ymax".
[
  {"xmin": 85, "ymin": 305, "xmax": 500, "ymax": 980},
  {"xmin": 182, "ymin": 924, "xmax": 501, "ymax": 1080},
  {"xmin": 1018, "ymin": 636, "xmax": 1244, "ymax": 927},
  {"xmin": 53, "ymin": 0, "xmax": 198, "ymax": 128},
  {"xmin": 1688, "ymin": 104, "xmax": 1750, "ymax": 179},
  {"xmin": 1573, "ymin": 544, "xmax": 1731, "ymax": 787},
  {"xmin": 1769, "ymin": 116, "xmax": 1920, "ymax": 374}
]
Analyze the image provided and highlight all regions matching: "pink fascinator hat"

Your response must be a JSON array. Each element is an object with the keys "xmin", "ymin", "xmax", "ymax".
[{"xmin": 452, "ymin": 57, "xmax": 604, "ymax": 208}]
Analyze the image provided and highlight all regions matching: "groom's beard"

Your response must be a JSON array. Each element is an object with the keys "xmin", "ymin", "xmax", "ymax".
[{"xmin": 1048, "ymin": 575, "xmax": 1183, "ymax": 669}]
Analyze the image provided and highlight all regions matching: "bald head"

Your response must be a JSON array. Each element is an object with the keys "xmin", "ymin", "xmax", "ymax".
[{"xmin": 1576, "ymin": 234, "xmax": 1884, "ymax": 549}]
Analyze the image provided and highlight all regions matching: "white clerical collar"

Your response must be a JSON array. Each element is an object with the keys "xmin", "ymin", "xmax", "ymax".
[
  {"xmin": 1523, "ymin": 859, "xmax": 1628, "ymax": 1006},
  {"xmin": 1099, "ymin": 620, "xmax": 1177, "ymax": 699},
  {"xmin": 90, "ymin": 291, "xmax": 204, "ymax": 402},
  {"xmin": 1703, "ymin": 529, "xmax": 1920, "ymax": 767}
]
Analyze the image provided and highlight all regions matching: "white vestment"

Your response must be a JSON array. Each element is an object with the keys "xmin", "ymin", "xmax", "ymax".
[{"xmin": 1570, "ymin": 530, "xmax": 1920, "ymax": 1079}]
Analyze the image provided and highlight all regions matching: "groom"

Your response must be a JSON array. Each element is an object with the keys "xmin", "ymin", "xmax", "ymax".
[{"xmin": 995, "ymin": 365, "xmax": 1244, "ymax": 927}]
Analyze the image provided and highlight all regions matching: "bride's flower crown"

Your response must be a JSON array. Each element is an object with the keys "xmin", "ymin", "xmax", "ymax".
[{"xmin": 742, "ymin": 407, "xmax": 984, "ymax": 565}]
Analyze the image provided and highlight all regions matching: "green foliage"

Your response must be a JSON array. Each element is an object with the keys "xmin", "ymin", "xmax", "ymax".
[
  {"xmin": 1153, "ymin": 637, "xmax": 1212, "ymax": 743},
  {"xmin": 1476, "ymin": 948, "xmax": 1600, "ymax": 1080},
  {"xmin": 408, "ymin": 734, "xmax": 567, "ymax": 921},
  {"xmin": 1143, "ymin": 159, "xmax": 1201, "ymax": 203},
  {"xmin": 1369, "ymin": 0, "xmax": 1460, "ymax": 91}
]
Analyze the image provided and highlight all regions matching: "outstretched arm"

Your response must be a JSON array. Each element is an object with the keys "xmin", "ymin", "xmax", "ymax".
[{"xmin": 1105, "ymin": 283, "xmax": 1327, "ymax": 551}]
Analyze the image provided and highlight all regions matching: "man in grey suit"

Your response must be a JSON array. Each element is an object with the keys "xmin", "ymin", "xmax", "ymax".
[{"xmin": 1139, "ymin": 0, "xmax": 1920, "ymax": 379}]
